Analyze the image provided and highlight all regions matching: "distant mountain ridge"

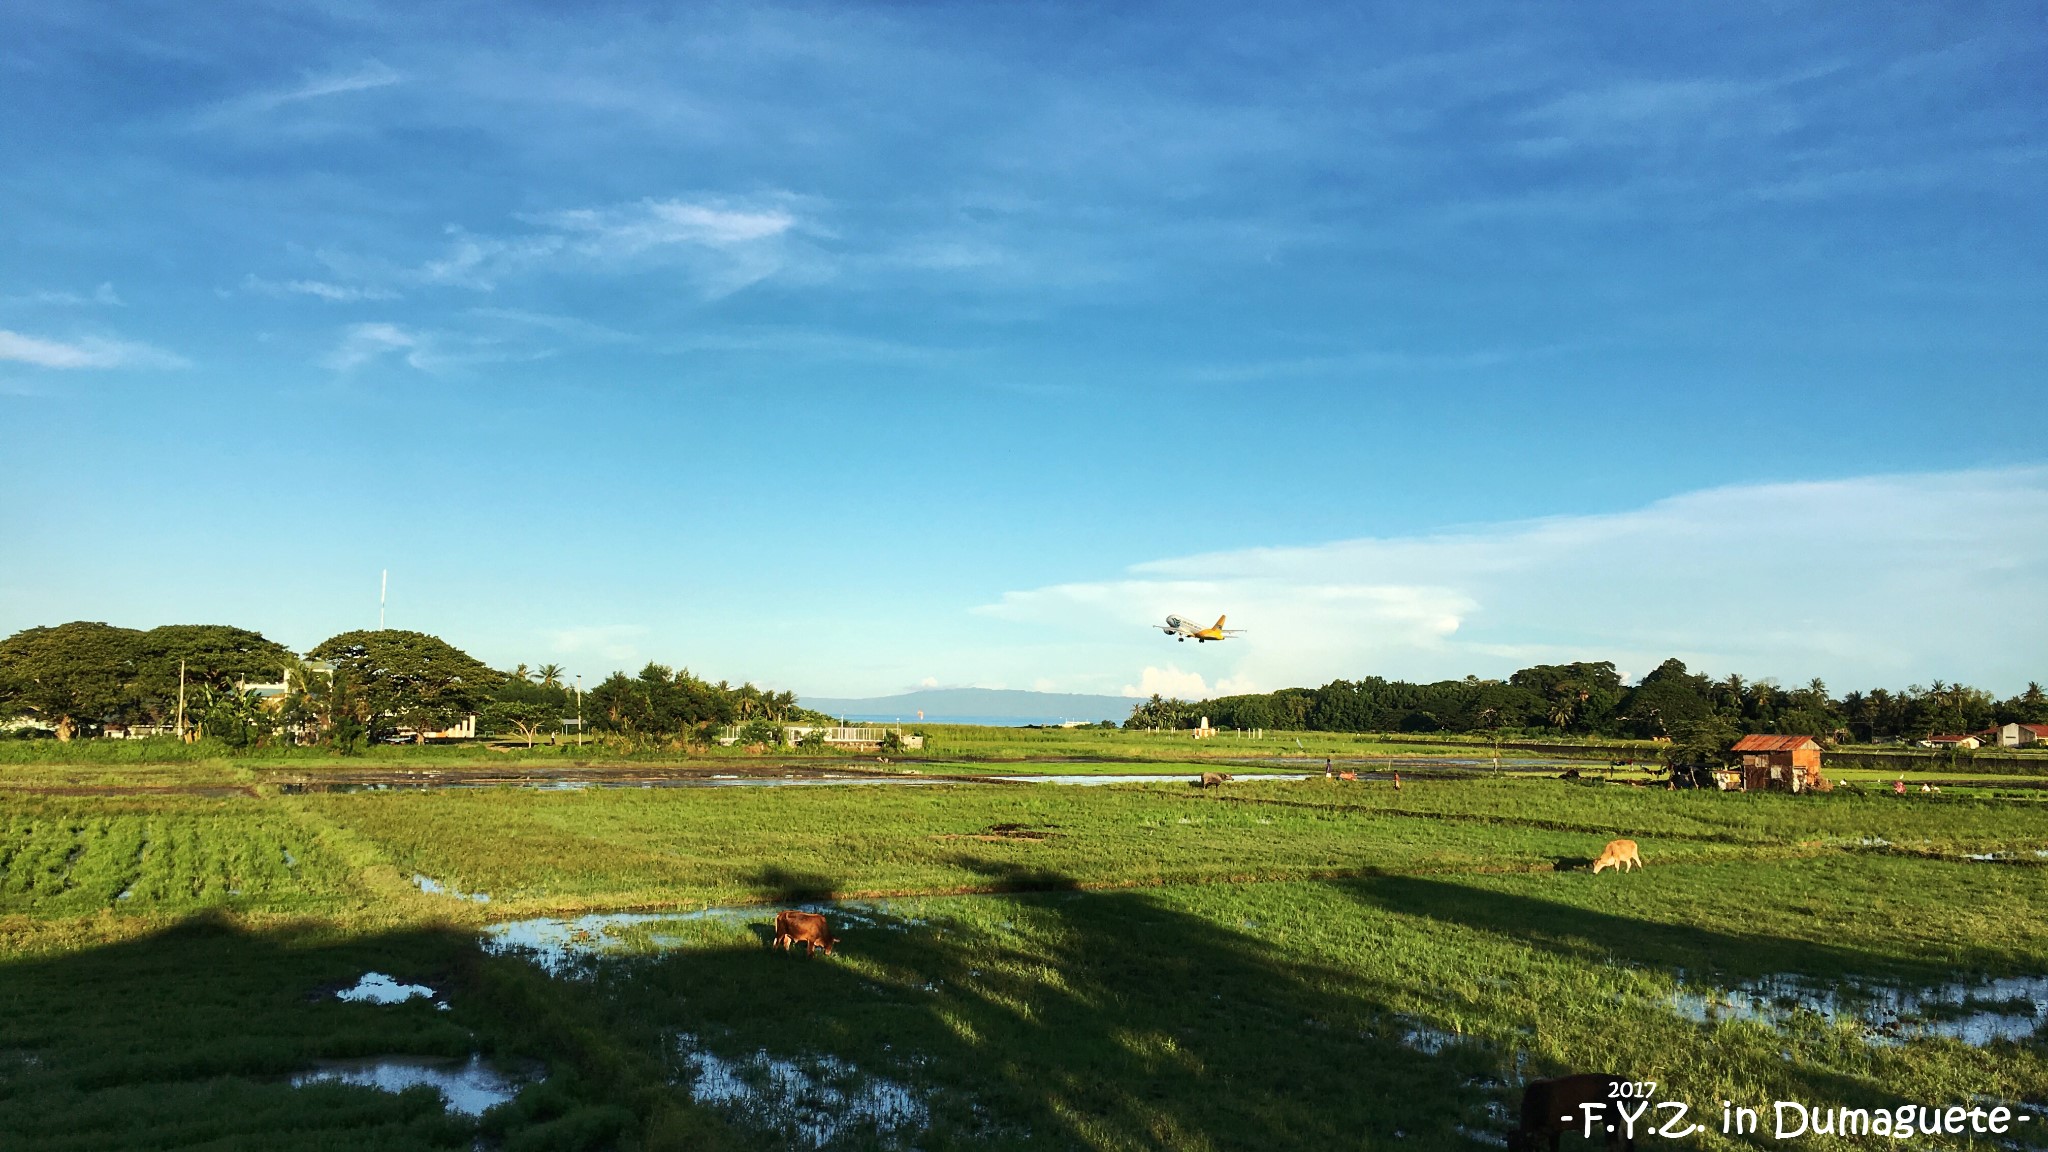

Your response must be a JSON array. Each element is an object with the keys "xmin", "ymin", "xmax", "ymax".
[{"xmin": 800, "ymin": 687, "xmax": 1133, "ymax": 723}]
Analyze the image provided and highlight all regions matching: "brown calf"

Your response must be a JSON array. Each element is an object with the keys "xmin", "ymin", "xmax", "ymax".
[
  {"xmin": 1510, "ymin": 1074, "xmax": 1634, "ymax": 1152},
  {"xmin": 773, "ymin": 910, "xmax": 839, "ymax": 955},
  {"xmin": 1591, "ymin": 839, "xmax": 1642, "ymax": 874}
]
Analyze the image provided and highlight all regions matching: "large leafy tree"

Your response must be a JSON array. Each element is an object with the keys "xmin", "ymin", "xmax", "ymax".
[
  {"xmin": 129, "ymin": 625, "xmax": 299, "ymax": 727},
  {"xmin": 583, "ymin": 662, "xmax": 737, "ymax": 742},
  {"xmin": 1615, "ymin": 658, "xmax": 1715, "ymax": 738},
  {"xmin": 0, "ymin": 622, "xmax": 146, "ymax": 739},
  {"xmin": 308, "ymin": 630, "xmax": 501, "ymax": 742}
]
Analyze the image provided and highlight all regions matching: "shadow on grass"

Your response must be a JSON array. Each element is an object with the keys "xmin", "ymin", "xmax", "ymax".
[
  {"xmin": 1325, "ymin": 873, "xmax": 2034, "ymax": 1136},
  {"xmin": 581, "ymin": 858, "xmax": 1512, "ymax": 1151},
  {"xmin": 10, "ymin": 865, "xmax": 2030, "ymax": 1152},
  {"xmin": 0, "ymin": 913, "xmax": 659, "ymax": 1152},
  {"xmin": 2, "ymin": 874, "xmax": 1513, "ymax": 1151},
  {"xmin": 748, "ymin": 865, "xmax": 839, "ymax": 904},
  {"xmin": 1337, "ymin": 872, "xmax": 1995, "ymax": 983}
]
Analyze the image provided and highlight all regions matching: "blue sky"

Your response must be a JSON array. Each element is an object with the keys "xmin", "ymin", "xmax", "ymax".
[{"xmin": 3, "ymin": 1, "xmax": 2044, "ymax": 697}]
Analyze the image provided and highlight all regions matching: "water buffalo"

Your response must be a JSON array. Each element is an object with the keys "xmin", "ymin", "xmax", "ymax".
[{"xmin": 1510, "ymin": 1074, "xmax": 1635, "ymax": 1152}]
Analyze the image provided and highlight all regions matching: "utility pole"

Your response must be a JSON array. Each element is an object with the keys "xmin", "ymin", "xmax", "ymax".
[
  {"xmin": 575, "ymin": 674, "xmax": 583, "ymax": 748},
  {"xmin": 379, "ymin": 569, "xmax": 388, "ymax": 629},
  {"xmin": 176, "ymin": 658, "xmax": 187, "ymax": 740}
]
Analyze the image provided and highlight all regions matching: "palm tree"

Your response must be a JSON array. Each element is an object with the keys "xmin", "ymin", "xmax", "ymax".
[
  {"xmin": 512, "ymin": 663, "xmax": 533, "ymax": 683},
  {"xmin": 536, "ymin": 664, "xmax": 566, "ymax": 690}
]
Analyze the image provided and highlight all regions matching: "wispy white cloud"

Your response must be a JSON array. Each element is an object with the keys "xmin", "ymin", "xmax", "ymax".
[
  {"xmin": 2, "ymin": 283, "xmax": 122, "ymax": 307},
  {"xmin": 1188, "ymin": 345, "xmax": 1569, "ymax": 384},
  {"xmin": 321, "ymin": 320, "xmax": 556, "ymax": 373},
  {"xmin": 466, "ymin": 307, "xmax": 634, "ymax": 343},
  {"xmin": 241, "ymin": 274, "xmax": 401, "ymax": 302},
  {"xmin": 322, "ymin": 322, "xmax": 419, "ymax": 371},
  {"xmin": 545, "ymin": 625, "xmax": 648, "ymax": 665},
  {"xmin": 0, "ymin": 329, "xmax": 186, "ymax": 369},
  {"xmin": 543, "ymin": 198, "xmax": 797, "ymax": 254},
  {"xmin": 235, "ymin": 60, "xmax": 401, "ymax": 114},
  {"xmin": 413, "ymin": 232, "xmax": 566, "ymax": 291},
  {"xmin": 328, "ymin": 195, "xmax": 820, "ymax": 297},
  {"xmin": 983, "ymin": 468, "xmax": 2048, "ymax": 696}
]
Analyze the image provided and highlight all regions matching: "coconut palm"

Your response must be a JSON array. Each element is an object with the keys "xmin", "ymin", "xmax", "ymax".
[{"xmin": 535, "ymin": 664, "xmax": 566, "ymax": 689}]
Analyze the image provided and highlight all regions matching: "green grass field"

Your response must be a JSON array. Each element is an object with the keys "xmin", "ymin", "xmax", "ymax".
[{"xmin": 1, "ymin": 762, "xmax": 2044, "ymax": 1150}]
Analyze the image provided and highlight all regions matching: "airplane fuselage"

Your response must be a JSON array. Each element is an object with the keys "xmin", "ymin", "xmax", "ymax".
[{"xmin": 1158, "ymin": 614, "xmax": 1241, "ymax": 642}]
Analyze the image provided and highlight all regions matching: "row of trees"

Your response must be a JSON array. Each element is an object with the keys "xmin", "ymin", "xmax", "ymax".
[
  {"xmin": 1127, "ymin": 658, "xmax": 2048, "ymax": 745},
  {"xmin": 0, "ymin": 621, "xmax": 810, "ymax": 749}
]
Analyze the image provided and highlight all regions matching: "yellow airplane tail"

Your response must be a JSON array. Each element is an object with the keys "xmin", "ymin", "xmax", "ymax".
[{"xmin": 1212, "ymin": 615, "xmax": 1226, "ymax": 631}]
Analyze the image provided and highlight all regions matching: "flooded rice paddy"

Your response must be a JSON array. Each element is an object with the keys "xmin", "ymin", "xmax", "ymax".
[
  {"xmin": 291, "ymin": 1054, "xmax": 529, "ymax": 1116},
  {"xmin": 674, "ymin": 1032, "xmax": 932, "ymax": 1148},
  {"xmin": 334, "ymin": 971, "xmax": 437, "ymax": 1005},
  {"xmin": 1672, "ymin": 971, "xmax": 2048, "ymax": 1046}
]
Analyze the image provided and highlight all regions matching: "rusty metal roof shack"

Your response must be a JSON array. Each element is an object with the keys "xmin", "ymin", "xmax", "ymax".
[{"xmin": 1730, "ymin": 734, "xmax": 1827, "ymax": 793}]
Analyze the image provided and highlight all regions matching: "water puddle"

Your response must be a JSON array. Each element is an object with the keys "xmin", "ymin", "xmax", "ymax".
[
  {"xmin": 674, "ymin": 1032, "xmax": 930, "ymax": 1148},
  {"xmin": 1392, "ymin": 1016, "xmax": 1475, "ymax": 1055},
  {"xmin": 286, "ymin": 774, "xmax": 970, "ymax": 794},
  {"xmin": 413, "ymin": 873, "xmax": 490, "ymax": 902},
  {"xmin": 337, "ymin": 971, "xmax": 437, "ymax": 1005},
  {"xmin": 1672, "ymin": 972, "xmax": 2048, "ymax": 1046},
  {"xmin": 291, "ymin": 1054, "xmax": 528, "ymax": 1116},
  {"xmin": 482, "ymin": 902, "xmax": 928, "ymax": 975},
  {"xmin": 996, "ymin": 773, "xmax": 1309, "ymax": 786},
  {"xmin": 482, "ymin": 913, "xmax": 691, "ymax": 975}
]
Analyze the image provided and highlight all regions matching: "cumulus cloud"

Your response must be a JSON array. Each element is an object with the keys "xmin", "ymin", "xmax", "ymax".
[
  {"xmin": 986, "ymin": 468, "xmax": 2048, "ymax": 695},
  {"xmin": 1121, "ymin": 665, "xmax": 1260, "ymax": 700},
  {"xmin": 0, "ymin": 330, "xmax": 186, "ymax": 369}
]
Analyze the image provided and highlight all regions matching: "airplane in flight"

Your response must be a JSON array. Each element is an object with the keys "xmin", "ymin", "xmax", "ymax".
[{"xmin": 1155, "ymin": 614, "xmax": 1246, "ymax": 643}]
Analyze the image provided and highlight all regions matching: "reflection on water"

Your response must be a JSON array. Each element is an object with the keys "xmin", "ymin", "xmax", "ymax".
[
  {"xmin": 482, "ymin": 901, "xmax": 930, "ymax": 975},
  {"xmin": 1672, "ymin": 972, "xmax": 2048, "ymax": 1046},
  {"xmin": 291, "ymin": 1054, "xmax": 527, "ymax": 1116},
  {"xmin": 1393, "ymin": 1016, "xmax": 1473, "ymax": 1056},
  {"xmin": 675, "ymin": 1032, "xmax": 931, "ymax": 1148},
  {"xmin": 997, "ymin": 773, "xmax": 1310, "ymax": 786},
  {"xmin": 482, "ymin": 912, "xmax": 696, "ymax": 975},
  {"xmin": 336, "ymin": 971, "xmax": 436, "ymax": 1004},
  {"xmin": 413, "ymin": 873, "xmax": 490, "ymax": 902}
]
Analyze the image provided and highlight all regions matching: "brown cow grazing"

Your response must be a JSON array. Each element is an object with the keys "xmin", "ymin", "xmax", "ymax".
[
  {"xmin": 1510, "ymin": 1074, "xmax": 1635, "ymax": 1152},
  {"xmin": 773, "ymin": 910, "xmax": 839, "ymax": 956},
  {"xmin": 1591, "ymin": 839, "xmax": 1642, "ymax": 874},
  {"xmin": 1196, "ymin": 772, "xmax": 1233, "ymax": 787}
]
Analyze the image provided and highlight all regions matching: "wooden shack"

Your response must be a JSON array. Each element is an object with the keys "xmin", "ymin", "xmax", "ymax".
[{"xmin": 1730, "ymin": 734, "xmax": 1826, "ymax": 793}]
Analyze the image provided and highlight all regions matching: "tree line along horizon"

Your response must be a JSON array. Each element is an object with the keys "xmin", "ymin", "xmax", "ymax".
[
  {"xmin": 0, "ymin": 621, "xmax": 825, "ymax": 749},
  {"xmin": 1126, "ymin": 659, "xmax": 2048, "ymax": 751},
  {"xmin": 1, "ymin": 620, "xmax": 2041, "ymax": 752}
]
